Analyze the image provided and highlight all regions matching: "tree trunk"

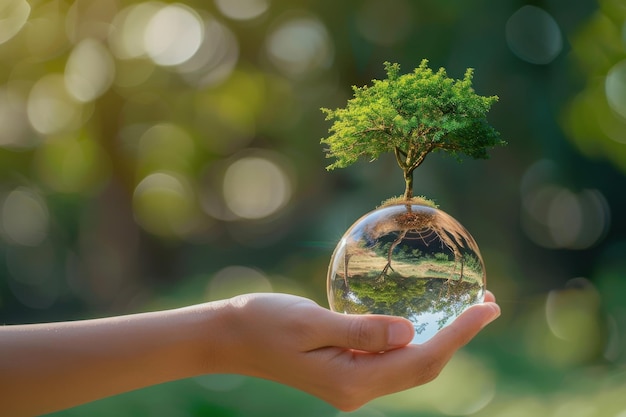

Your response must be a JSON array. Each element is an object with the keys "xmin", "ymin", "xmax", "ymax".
[{"xmin": 403, "ymin": 169, "xmax": 414, "ymax": 199}]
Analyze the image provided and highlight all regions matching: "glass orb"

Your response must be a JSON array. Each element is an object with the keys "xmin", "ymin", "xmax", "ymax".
[{"xmin": 327, "ymin": 203, "xmax": 486, "ymax": 344}]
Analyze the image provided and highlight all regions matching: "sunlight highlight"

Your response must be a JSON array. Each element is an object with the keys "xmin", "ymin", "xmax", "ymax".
[
  {"xmin": 108, "ymin": 2, "xmax": 162, "ymax": 60},
  {"xmin": 222, "ymin": 153, "xmax": 292, "ymax": 220},
  {"xmin": 214, "ymin": 0, "xmax": 269, "ymax": 21},
  {"xmin": 374, "ymin": 352, "xmax": 495, "ymax": 415},
  {"xmin": 144, "ymin": 4, "xmax": 204, "ymax": 66},
  {"xmin": 207, "ymin": 265, "xmax": 273, "ymax": 301},
  {"xmin": 265, "ymin": 14, "xmax": 333, "ymax": 77},
  {"xmin": 27, "ymin": 74, "xmax": 82, "ymax": 135},
  {"xmin": 506, "ymin": 5, "xmax": 562, "ymax": 65},
  {"xmin": 133, "ymin": 171, "xmax": 195, "ymax": 236},
  {"xmin": 137, "ymin": 123, "xmax": 195, "ymax": 176},
  {"xmin": 545, "ymin": 278, "xmax": 602, "ymax": 345},
  {"xmin": 65, "ymin": 39, "xmax": 116, "ymax": 102},
  {"xmin": 520, "ymin": 160, "xmax": 610, "ymax": 249},
  {"xmin": 0, "ymin": 0, "xmax": 30, "ymax": 45},
  {"xmin": 605, "ymin": 59, "xmax": 626, "ymax": 120},
  {"xmin": 1, "ymin": 187, "xmax": 49, "ymax": 247},
  {"xmin": 33, "ymin": 134, "xmax": 109, "ymax": 193},
  {"xmin": 176, "ymin": 16, "xmax": 239, "ymax": 87}
]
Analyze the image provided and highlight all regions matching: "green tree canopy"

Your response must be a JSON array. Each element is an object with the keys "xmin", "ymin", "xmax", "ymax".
[{"xmin": 321, "ymin": 60, "xmax": 505, "ymax": 199}]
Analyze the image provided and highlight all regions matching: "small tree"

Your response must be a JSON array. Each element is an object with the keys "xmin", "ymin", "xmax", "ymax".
[{"xmin": 321, "ymin": 60, "xmax": 505, "ymax": 199}]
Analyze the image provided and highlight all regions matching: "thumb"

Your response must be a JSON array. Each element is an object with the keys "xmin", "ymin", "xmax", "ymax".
[{"xmin": 319, "ymin": 312, "xmax": 415, "ymax": 352}]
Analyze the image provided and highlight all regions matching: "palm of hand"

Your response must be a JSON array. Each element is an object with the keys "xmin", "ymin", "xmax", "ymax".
[{"xmin": 217, "ymin": 292, "xmax": 498, "ymax": 411}]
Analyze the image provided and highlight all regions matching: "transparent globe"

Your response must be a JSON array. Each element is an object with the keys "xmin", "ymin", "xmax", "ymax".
[{"xmin": 327, "ymin": 203, "xmax": 486, "ymax": 344}]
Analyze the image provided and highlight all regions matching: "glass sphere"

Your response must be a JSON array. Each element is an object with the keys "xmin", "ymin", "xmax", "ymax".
[{"xmin": 327, "ymin": 203, "xmax": 486, "ymax": 344}]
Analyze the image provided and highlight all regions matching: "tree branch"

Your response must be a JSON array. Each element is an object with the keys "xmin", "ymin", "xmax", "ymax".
[
  {"xmin": 394, "ymin": 147, "xmax": 409, "ymax": 170},
  {"xmin": 408, "ymin": 145, "xmax": 434, "ymax": 172}
]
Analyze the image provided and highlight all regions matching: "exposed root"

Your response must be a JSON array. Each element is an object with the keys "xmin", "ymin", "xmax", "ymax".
[{"xmin": 378, "ymin": 229, "xmax": 408, "ymax": 280}]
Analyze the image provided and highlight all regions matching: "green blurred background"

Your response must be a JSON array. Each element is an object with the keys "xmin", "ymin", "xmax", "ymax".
[{"xmin": 1, "ymin": 0, "xmax": 625, "ymax": 415}]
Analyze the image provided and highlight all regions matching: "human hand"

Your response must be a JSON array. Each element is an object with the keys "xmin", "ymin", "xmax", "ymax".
[
  {"xmin": 211, "ymin": 292, "xmax": 500, "ymax": 411},
  {"xmin": 0, "ymin": 291, "xmax": 498, "ymax": 416}
]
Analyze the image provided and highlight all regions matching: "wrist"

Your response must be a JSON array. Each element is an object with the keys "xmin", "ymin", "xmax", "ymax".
[
  {"xmin": 183, "ymin": 298, "xmax": 241, "ymax": 376},
  {"xmin": 195, "ymin": 294, "xmax": 270, "ymax": 378}
]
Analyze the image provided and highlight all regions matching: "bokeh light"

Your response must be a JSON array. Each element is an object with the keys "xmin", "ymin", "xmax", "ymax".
[
  {"xmin": 33, "ymin": 133, "xmax": 110, "ymax": 193},
  {"xmin": 265, "ymin": 14, "xmax": 333, "ymax": 77},
  {"xmin": 65, "ymin": 39, "xmax": 115, "ymax": 103},
  {"xmin": 506, "ymin": 5, "xmax": 563, "ymax": 65},
  {"xmin": 214, "ymin": 0, "xmax": 269, "ymax": 21},
  {"xmin": 605, "ymin": 59, "xmax": 626, "ymax": 119},
  {"xmin": 27, "ymin": 74, "xmax": 83, "ymax": 135},
  {"xmin": 0, "ymin": 0, "xmax": 30, "ymax": 45},
  {"xmin": 552, "ymin": 400, "xmax": 598, "ymax": 417},
  {"xmin": 108, "ymin": 2, "xmax": 162, "ymax": 60},
  {"xmin": 576, "ymin": 83, "xmax": 626, "ymax": 146},
  {"xmin": 0, "ymin": 187, "xmax": 49, "ymax": 247},
  {"xmin": 206, "ymin": 265, "xmax": 273, "ymax": 300},
  {"xmin": 193, "ymin": 70, "xmax": 266, "ymax": 155},
  {"xmin": 522, "ymin": 287, "xmax": 605, "ymax": 368},
  {"xmin": 23, "ymin": 2, "xmax": 68, "ymax": 61},
  {"xmin": 65, "ymin": 0, "xmax": 118, "ymax": 43},
  {"xmin": 520, "ymin": 160, "xmax": 610, "ymax": 249},
  {"xmin": 222, "ymin": 152, "xmax": 293, "ymax": 220},
  {"xmin": 374, "ymin": 352, "xmax": 496, "ymax": 415},
  {"xmin": 143, "ymin": 3, "xmax": 204, "ymax": 67},
  {"xmin": 485, "ymin": 398, "xmax": 549, "ymax": 417},
  {"xmin": 563, "ymin": 4, "xmax": 626, "ymax": 172},
  {"xmin": 137, "ymin": 123, "xmax": 195, "ymax": 176},
  {"xmin": 176, "ymin": 16, "xmax": 239, "ymax": 87},
  {"xmin": 132, "ymin": 171, "xmax": 196, "ymax": 237},
  {"xmin": 545, "ymin": 278, "xmax": 603, "ymax": 345}
]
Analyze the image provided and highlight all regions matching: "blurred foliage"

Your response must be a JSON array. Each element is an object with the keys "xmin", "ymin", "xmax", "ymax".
[{"xmin": 0, "ymin": 0, "xmax": 625, "ymax": 416}]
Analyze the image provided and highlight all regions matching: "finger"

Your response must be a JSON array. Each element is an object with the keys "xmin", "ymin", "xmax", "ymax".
[
  {"xmin": 423, "ymin": 301, "xmax": 500, "ymax": 357},
  {"xmin": 313, "ymin": 312, "xmax": 415, "ymax": 352},
  {"xmin": 354, "ymin": 302, "xmax": 500, "ymax": 393},
  {"xmin": 310, "ymin": 301, "xmax": 500, "ymax": 400},
  {"xmin": 312, "ymin": 293, "xmax": 497, "ymax": 353}
]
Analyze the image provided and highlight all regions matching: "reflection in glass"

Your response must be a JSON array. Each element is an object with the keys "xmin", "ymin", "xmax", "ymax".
[{"xmin": 327, "ymin": 204, "xmax": 486, "ymax": 344}]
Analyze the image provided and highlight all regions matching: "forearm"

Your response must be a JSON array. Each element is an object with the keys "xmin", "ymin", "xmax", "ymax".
[{"xmin": 0, "ymin": 302, "xmax": 226, "ymax": 417}]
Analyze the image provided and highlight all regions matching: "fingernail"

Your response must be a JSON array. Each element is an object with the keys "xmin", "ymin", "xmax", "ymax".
[{"xmin": 388, "ymin": 321, "xmax": 414, "ymax": 346}]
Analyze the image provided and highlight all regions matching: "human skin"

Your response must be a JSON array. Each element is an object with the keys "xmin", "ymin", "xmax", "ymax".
[{"xmin": 0, "ymin": 291, "xmax": 500, "ymax": 416}]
